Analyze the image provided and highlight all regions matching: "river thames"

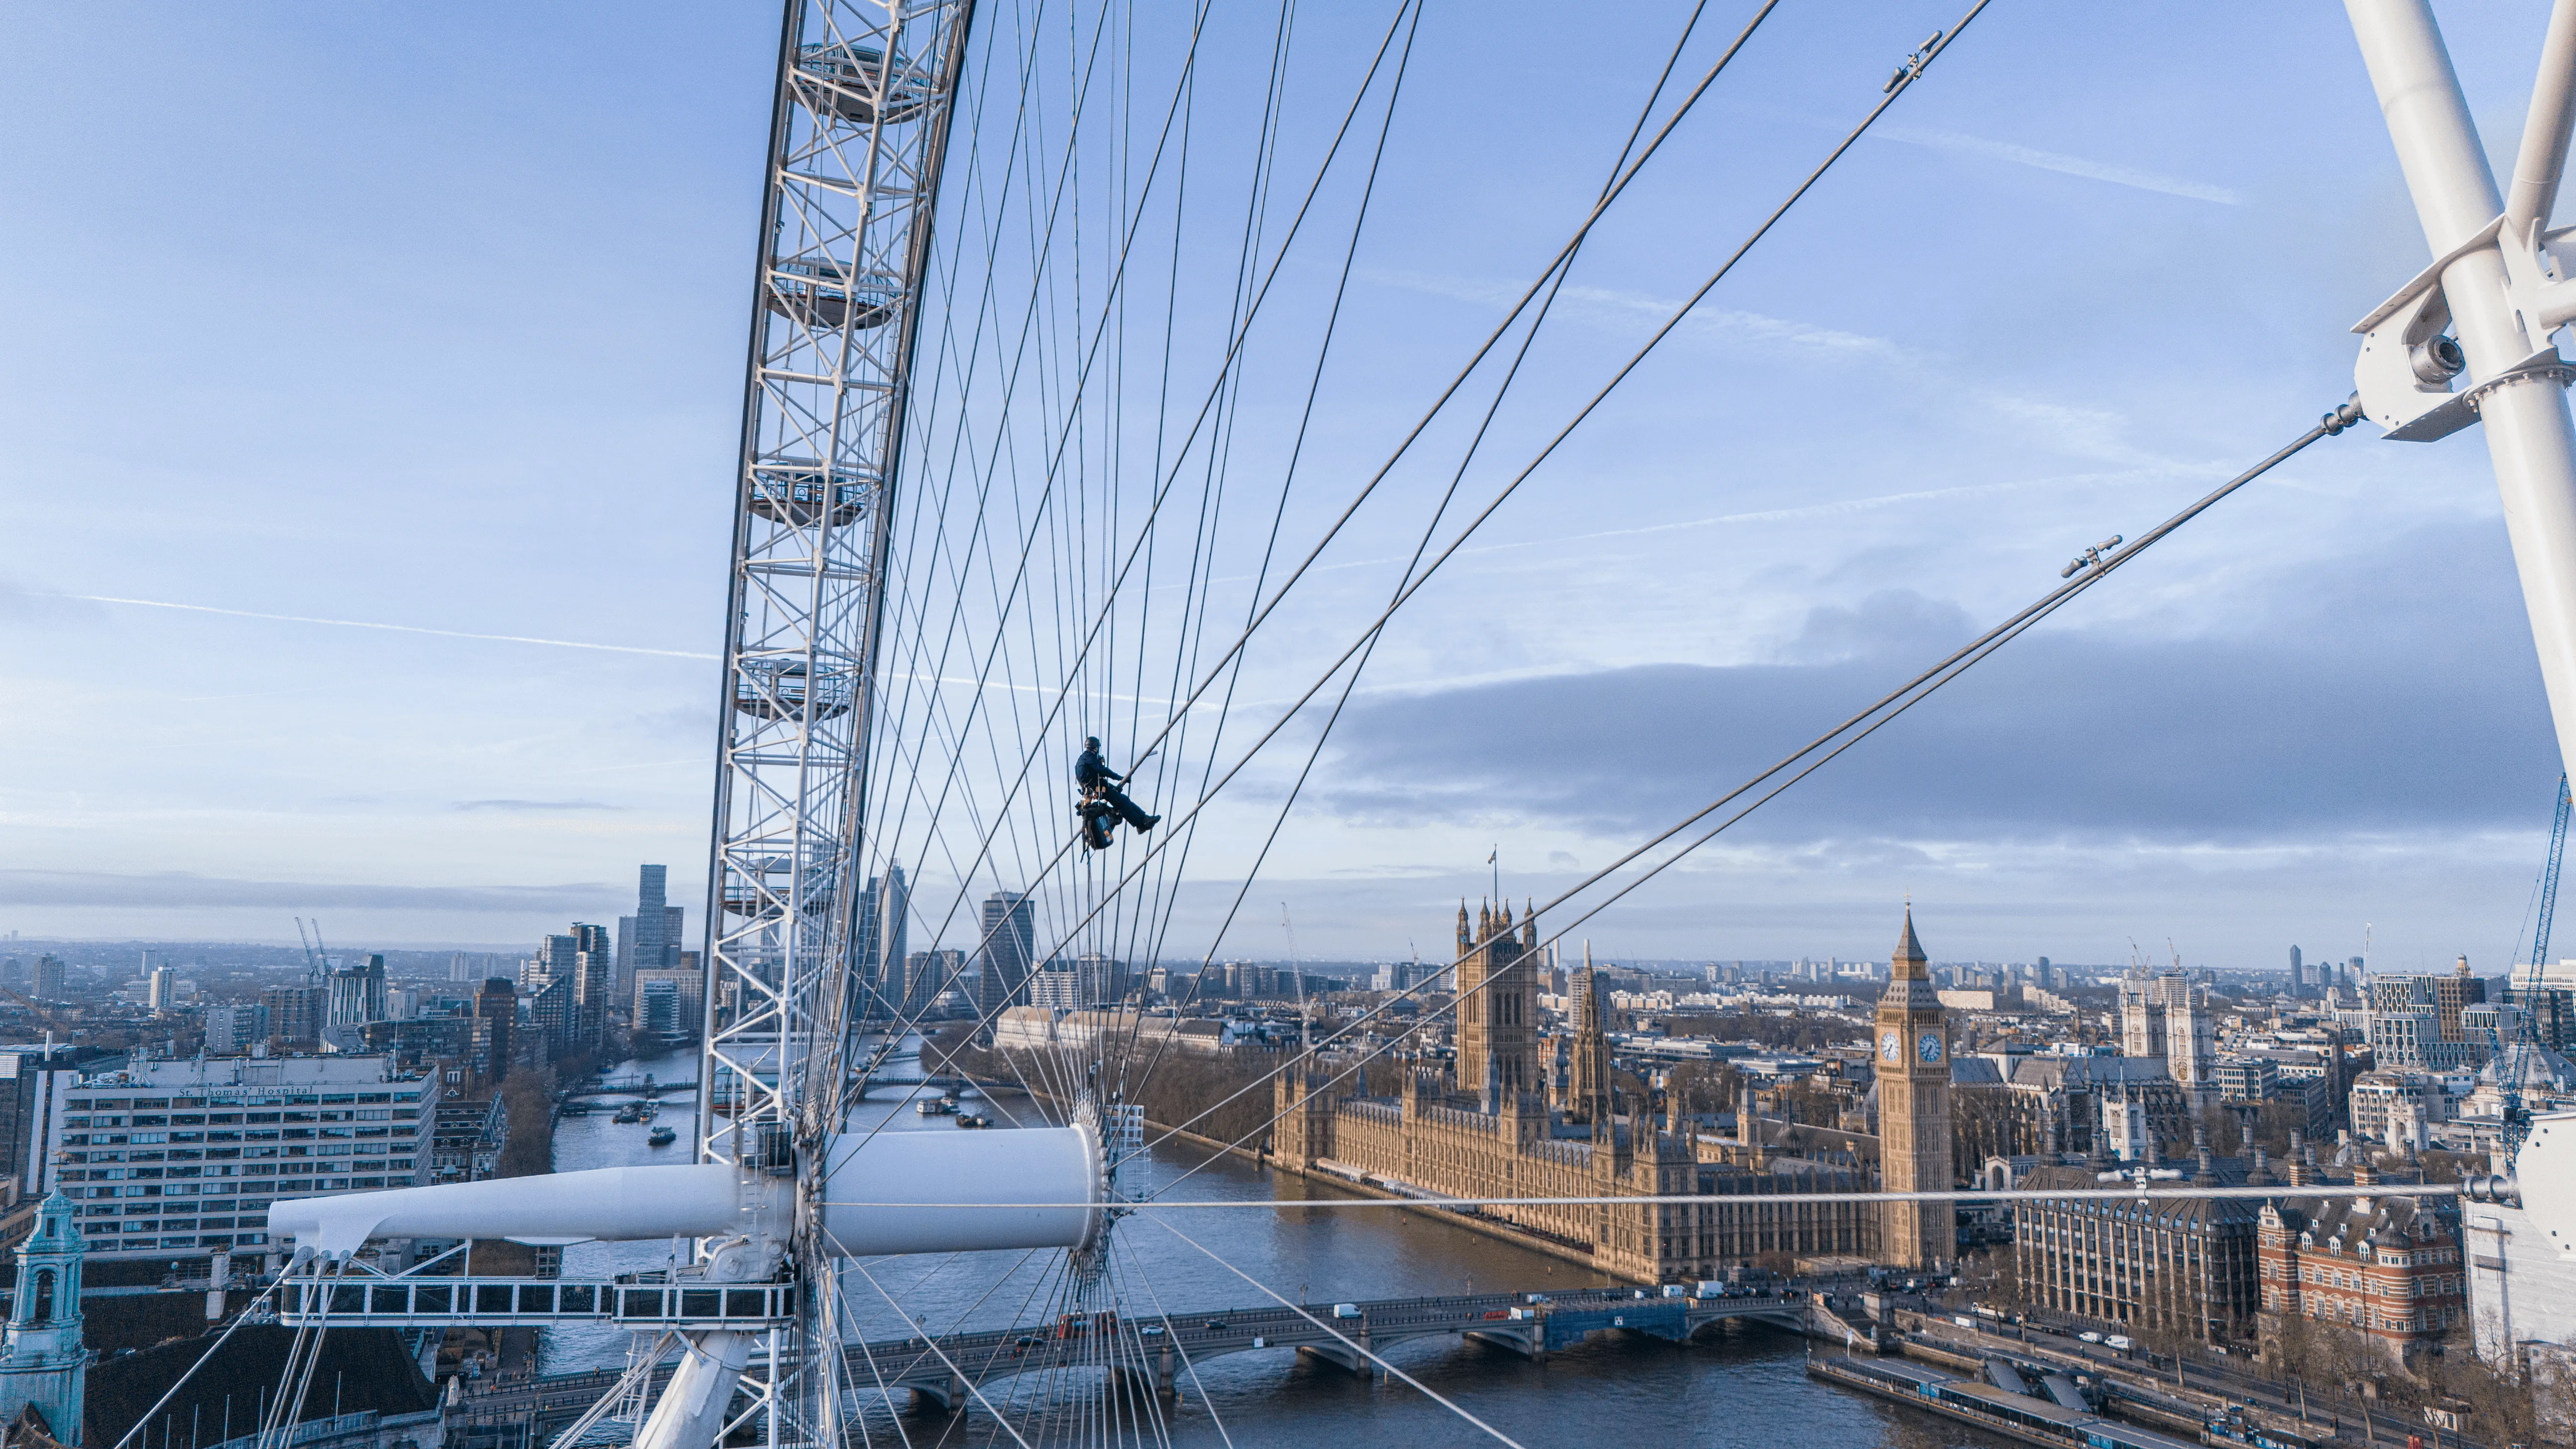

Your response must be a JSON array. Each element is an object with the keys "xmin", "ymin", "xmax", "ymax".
[{"xmin": 541, "ymin": 1046, "xmax": 2005, "ymax": 1449}]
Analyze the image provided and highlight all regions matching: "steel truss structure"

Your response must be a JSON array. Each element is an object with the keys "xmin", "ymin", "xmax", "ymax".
[{"xmin": 700, "ymin": 2, "xmax": 977, "ymax": 1446}]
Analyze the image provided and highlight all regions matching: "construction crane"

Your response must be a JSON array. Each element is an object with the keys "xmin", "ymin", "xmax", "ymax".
[
  {"xmin": 2504, "ymin": 773, "xmax": 2574, "ymax": 1149},
  {"xmin": 293, "ymin": 917, "xmax": 331, "ymax": 983}
]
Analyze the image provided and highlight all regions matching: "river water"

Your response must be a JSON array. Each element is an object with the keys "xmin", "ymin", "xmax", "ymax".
[{"xmin": 544, "ymin": 1045, "xmax": 2007, "ymax": 1449}]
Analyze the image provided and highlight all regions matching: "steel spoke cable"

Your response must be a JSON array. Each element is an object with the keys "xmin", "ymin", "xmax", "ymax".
[
  {"xmin": 1107, "ymin": 1235, "xmax": 1232, "ymax": 1449},
  {"xmin": 107, "ymin": 1270, "xmax": 289, "ymax": 1449},
  {"xmin": 842, "ymin": 0, "xmax": 1429, "ymax": 1131},
  {"xmin": 1142, "ymin": 1214, "xmax": 1525, "ymax": 1449},
  {"xmin": 977, "ymin": 0, "xmax": 1835, "ymax": 1047},
  {"xmin": 1114, "ymin": 0, "xmax": 1673, "ymax": 1096},
  {"xmin": 890, "ymin": 0, "xmax": 1418, "ymax": 1073},
  {"xmin": 832, "ymin": 1179, "xmax": 2473, "ymax": 1212},
  {"xmin": 1100, "ymin": 0, "xmax": 1409, "ymax": 1099},
  {"xmin": 1127, "ymin": 403, "xmax": 2361, "ymax": 1185},
  {"xmin": 1009, "ymin": 0, "xmax": 1996, "ymax": 1094},
  {"xmin": 887, "ymin": 0, "xmax": 1421, "ymax": 1008},
  {"xmin": 1063, "ymin": 0, "xmax": 1790, "ymax": 821},
  {"xmin": 846, "ymin": 1251, "xmax": 1041, "ymax": 1449}
]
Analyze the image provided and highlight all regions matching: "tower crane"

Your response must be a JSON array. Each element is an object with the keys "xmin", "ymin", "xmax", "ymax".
[{"xmin": 2503, "ymin": 773, "xmax": 2573, "ymax": 1150}]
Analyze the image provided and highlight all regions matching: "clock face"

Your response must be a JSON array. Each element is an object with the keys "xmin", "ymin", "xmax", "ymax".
[
  {"xmin": 1918, "ymin": 1032, "xmax": 1945, "ymax": 1064},
  {"xmin": 1879, "ymin": 1031, "xmax": 1901, "ymax": 1062}
]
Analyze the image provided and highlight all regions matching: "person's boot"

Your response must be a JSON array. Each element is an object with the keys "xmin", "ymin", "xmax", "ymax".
[{"xmin": 1138, "ymin": 814, "xmax": 1161, "ymax": 831}]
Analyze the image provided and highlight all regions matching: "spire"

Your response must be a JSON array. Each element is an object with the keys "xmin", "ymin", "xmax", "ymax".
[
  {"xmin": 1892, "ymin": 904, "xmax": 1928, "ymax": 979},
  {"xmin": 1523, "ymin": 899, "xmax": 1537, "ymax": 950}
]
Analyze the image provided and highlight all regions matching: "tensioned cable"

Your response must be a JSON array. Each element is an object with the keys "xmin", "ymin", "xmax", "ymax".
[
  {"xmin": 1126, "ymin": 400, "xmax": 2367, "ymax": 1184},
  {"xmin": 1144, "ymin": 1214, "xmax": 1527, "ymax": 1449},
  {"xmin": 1004, "ymin": 0, "xmax": 1973, "ymax": 1034},
  {"xmin": 853, "ymin": 0, "xmax": 1226, "ymax": 1123},
  {"xmin": 1098, "ymin": 0, "xmax": 1425, "ymax": 1101},
  {"xmin": 1108, "ymin": 1235, "xmax": 1235, "ymax": 1449},
  {"xmin": 107, "ymin": 1272, "xmax": 289, "ymax": 1449},
  {"xmin": 888, "ymin": 0, "xmax": 1787, "ymax": 1088},
  {"xmin": 1109, "ymin": 0, "xmax": 1717, "ymax": 1102},
  {"xmin": 885, "ymin": 0, "xmax": 1423, "ymax": 1008},
  {"xmin": 836, "ymin": 0, "xmax": 1431, "ymax": 1141},
  {"xmin": 831, "ymin": 1180, "xmax": 2469, "ymax": 1212}
]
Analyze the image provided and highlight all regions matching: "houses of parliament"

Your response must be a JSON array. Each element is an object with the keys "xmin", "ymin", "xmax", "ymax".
[{"xmin": 1271, "ymin": 902, "xmax": 1955, "ymax": 1282}]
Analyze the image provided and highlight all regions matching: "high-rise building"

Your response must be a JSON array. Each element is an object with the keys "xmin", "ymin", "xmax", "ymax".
[
  {"xmin": 30, "ymin": 957, "xmax": 63, "ymax": 1003},
  {"xmin": 146, "ymin": 967, "xmax": 176, "ymax": 1011},
  {"xmin": 1453, "ymin": 899, "xmax": 1539, "ymax": 1109},
  {"xmin": 260, "ymin": 984, "xmax": 325, "ymax": 1048},
  {"xmin": 0, "ymin": 1051, "xmax": 74, "ymax": 1199},
  {"xmin": 203, "ymin": 1002, "xmax": 269, "ymax": 1055},
  {"xmin": 973, "ymin": 892, "xmax": 1034, "ymax": 1023},
  {"xmin": 875, "ymin": 866, "xmax": 908, "ymax": 1014},
  {"xmin": 325, "ymin": 955, "xmax": 389, "ymax": 1045},
  {"xmin": 2289, "ymin": 944, "xmax": 2305, "ymax": 996},
  {"xmin": 2370, "ymin": 966, "xmax": 2489, "ymax": 1067},
  {"xmin": 903, "ymin": 949, "xmax": 965, "ymax": 1017},
  {"xmin": 1875, "ymin": 907, "xmax": 1953, "ymax": 1268},
  {"xmin": 472, "ymin": 977, "xmax": 515, "ymax": 1088},
  {"xmin": 632, "ymin": 967, "xmax": 705, "ymax": 1039},
  {"xmin": 639, "ymin": 979, "xmax": 684, "ymax": 1038},
  {"xmin": 617, "ymin": 866, "xmax": 685, "ymax": 1004},
  {"xmin": 33, "ymin": 1054, "xmax": 440, "ymax": 1258}
]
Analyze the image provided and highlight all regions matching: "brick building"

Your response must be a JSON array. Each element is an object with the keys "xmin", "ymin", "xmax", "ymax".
[{"xmin": 2257, "ymin": 1191, "xmax": 2465, "ymax": 1363}]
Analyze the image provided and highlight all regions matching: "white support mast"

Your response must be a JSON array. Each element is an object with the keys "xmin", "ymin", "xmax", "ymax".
[{"xmin": 2346, "ymin": 0, "xmax": 2576, "ymax": 774}]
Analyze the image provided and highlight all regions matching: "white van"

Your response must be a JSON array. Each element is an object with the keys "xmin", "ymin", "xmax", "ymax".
[
  {"xmin": 1332, "ymin": 1303, "xmax": 1361, "ymax": 1320},
  {"xmin": 2104, "ymin": 1334, "xmax": 2133, "ymax": 1353}
]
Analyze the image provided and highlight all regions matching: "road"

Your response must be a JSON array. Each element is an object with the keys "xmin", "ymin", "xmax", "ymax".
[{"xmin": 1897, "ymin": 1300, "xmax": 2477, "ymax": 1449}]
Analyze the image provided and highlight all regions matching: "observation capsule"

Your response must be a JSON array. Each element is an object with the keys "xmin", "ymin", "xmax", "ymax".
[
  {"xmin": 748, "ymin": 463, "xmax": 872, "ymax": 528},
  {"xmin": 766, "ymin": 255, "xmax": 897, "ymax": 331},
  {"xmin": 796, "ymin": 43, "xmax": 929, "ymax": 126},
  {"xmin": 732, "ymin": 658, "xmax": 854, "ymax": 722}
]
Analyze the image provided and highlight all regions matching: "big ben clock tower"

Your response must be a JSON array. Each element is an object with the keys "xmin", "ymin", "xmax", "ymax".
[{"xmin": 1874, "ymin": 905, "xmax": 1952, "ymax": 1268}]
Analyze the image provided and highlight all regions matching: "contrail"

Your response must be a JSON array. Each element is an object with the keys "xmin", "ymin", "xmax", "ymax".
[
  {"xmin": 62, "ymin": 594, "xmax": 719, "ymax": 660},
  {"xmin": 1875, "ymin": 124, "xmax": 2241, "ymax": 205},
  {"xmin": 66, "ymin": 593, "xmax": 1207, "ymax": 710}
]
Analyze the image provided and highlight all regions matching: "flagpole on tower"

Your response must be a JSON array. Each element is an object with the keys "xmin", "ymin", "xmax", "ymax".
[{"xmin": 1489, "ymin": 847, "xmax": 1500, "ymax": 909}]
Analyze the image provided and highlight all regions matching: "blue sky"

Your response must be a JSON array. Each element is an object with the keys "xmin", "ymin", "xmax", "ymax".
[{"xmin": 2, "ymin": 2, "xmax": 2569, "ymax": 973}]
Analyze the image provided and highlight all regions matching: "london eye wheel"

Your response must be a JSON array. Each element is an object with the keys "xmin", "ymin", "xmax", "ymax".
[{"xmin": 167, "ymin": 2, "xmax": 2576, "ymax": 1449}]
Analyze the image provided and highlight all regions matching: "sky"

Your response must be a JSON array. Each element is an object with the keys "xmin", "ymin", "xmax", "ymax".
[{"xmin": 3, "ymin": 1, "xmax": 2572, "ymax": 972}]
